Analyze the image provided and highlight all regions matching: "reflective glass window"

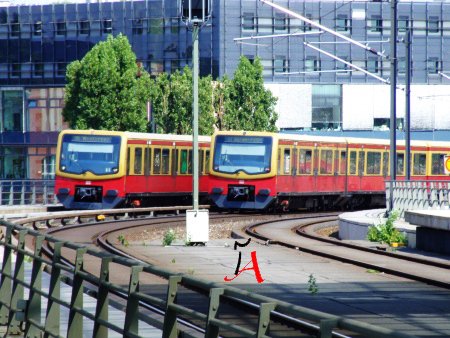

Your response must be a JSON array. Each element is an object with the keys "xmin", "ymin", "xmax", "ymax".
[
  {"xmin": 312, "ymin": 85, "xmax": 342, "ymax": 130},
  {"xmin": 2, "ymin": 90, "xmax": 23, "ymax": 132}
]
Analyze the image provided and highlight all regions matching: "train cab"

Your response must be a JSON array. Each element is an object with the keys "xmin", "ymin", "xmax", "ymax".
[
  {"xmin": 208, "ymin": 131, "xmax": 278, "ymax": 210},
  {"xmin": 55, "ymin": 130, "xmax": 128, "ymax": 209}
]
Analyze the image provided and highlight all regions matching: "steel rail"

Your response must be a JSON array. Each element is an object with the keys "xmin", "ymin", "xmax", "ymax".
[{"xmin": 244, "ymin": 217, "xmax": 450, "ymax": 290}]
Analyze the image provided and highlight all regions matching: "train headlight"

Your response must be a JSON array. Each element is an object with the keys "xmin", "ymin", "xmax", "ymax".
[
  {"xmin": 61, "ymin": 166, "xmax": 66, "ymax": 171},
  {"xmin": 112, "ymin": 167, "xmax": 118, "ymax": 173}
]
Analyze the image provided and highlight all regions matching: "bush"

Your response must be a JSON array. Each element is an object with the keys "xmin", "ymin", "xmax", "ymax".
[
  {"xmin": 367, "ymin": 211, "xmax": 407, "ymax": 246},
  {"xmin": 162, "ymin": 229, "xmax": 177, "ymax": 246}
]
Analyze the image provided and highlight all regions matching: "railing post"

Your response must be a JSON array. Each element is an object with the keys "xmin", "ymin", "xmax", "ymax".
[
  {"xmin": 44, "ymin": 242, "xmax": 63, "ymax": 336},
  {"xmin": 0, "ymin": 226, "xmax": 13, "ymax": 326},
  {"xmin": 162, "ymin": 276, "xmax": 182, "ymax": 338},
  {"xmin": 20, "ymin": 183, "xmax": 25, "ymax": 205},
  {"xmin": 430, "ymin": 182, "xmax": 439, "ymax": 209},
  {"xmin": 31, "ymin": 181, "xmax": 36, "ymax": 205},
  {"xmin": 256, "ymin": 302, "xmax": 276, "ymax": 337},
  {"xmin": 319, "ymin": 318, "xmax": 338, "ymax": 338},
  {"xmin": 8, "ymin": 183, "xmax": 13, "ymax": 206},
  {"xmin": 24, "ymin": 235, "xmax": 45, "ymax": 337},
  {"xmin": 67, "ymin": 248, "xmax": 87, "ymax": 337},
  {"xmin": 43, "ymin": 184, "xmax": 48, "ymax": 205},
  {"xmin": 93, "ymin": 256, "xmax": 113, "ymax": 338},
  {"xmin": 205, "ymin": 288, "xmax": 224, "ymax": 338},
  {"xmin": 124, "ymin": 265, "xmax": 143, "ymax": 336},
  {"xmin": 6, "ymin": 230, "xmax": 26, "ymax": 335}
]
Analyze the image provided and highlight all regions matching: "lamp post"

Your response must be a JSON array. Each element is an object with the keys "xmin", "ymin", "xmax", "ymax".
[{"xmin": 182, "ymin": 0, "xmax": 211, "ymax": 244}]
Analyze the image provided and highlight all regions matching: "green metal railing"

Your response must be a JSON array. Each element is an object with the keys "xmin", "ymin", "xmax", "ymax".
[{"xmin": 0, "ymin": 219, "xmax": 415, "ymax": 338}]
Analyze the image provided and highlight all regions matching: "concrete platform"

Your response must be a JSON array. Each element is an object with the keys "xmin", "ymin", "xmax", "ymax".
[
  {"xmin": 405, "ymin": 210, "xmax": 450, "ymax": 255},
  {"xmin": 405, "ymin": 210, "xmax": 450, "ymax": 231},
  {"xmin": 339, "ymin": 209, "xmax": 417, "ymax": 248}
]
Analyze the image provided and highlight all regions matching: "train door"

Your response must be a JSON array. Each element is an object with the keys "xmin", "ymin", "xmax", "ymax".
[
  {"xmin": 335, "ymin": 147, "xmax": 347, "ymax": 194},
  {"xmin": 276, "ymin": 144, "xmax": 294, "ymax": 194},
  {"xmin": 144, "ymin": 143, "xmax": 151, "ymax": 193},
  {"xmin": 315, "ymin": 143, "xmax": 339, "ymax": 193},
  {"xmin": 347, "ymin": 148, "xmax": 362, "ymax": 193}
]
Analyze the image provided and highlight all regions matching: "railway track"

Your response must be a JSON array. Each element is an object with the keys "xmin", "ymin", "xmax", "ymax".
[
  {"xmin": 242, "ymin": 216, "xmax": 450, "ymax": 289},
  {"xmin": 5, "ymin": 208, "xmax": 433, "ymax": 337}
]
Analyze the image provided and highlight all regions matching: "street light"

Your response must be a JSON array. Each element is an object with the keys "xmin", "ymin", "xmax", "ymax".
[{"xmin": 181, "ymin": 0, "xmax": 212, "ymax": 244}]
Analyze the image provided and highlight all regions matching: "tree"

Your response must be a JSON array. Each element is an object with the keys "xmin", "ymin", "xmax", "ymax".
[
  {"xmin": 222, "ymin": 56, "xmax": 278, "ymax": 132},
  {"xmin": 150, "ymin": 66, "xmax": 215, "ymax": 135},
  {"xmin": 63, "ymin": 34, "xmax": 151, "ymax": 132}
]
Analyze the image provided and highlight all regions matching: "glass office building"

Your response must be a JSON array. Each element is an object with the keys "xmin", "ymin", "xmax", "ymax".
[{"xmin": 0, "ymin": 0, "xmax": 450, "ymax": 180}]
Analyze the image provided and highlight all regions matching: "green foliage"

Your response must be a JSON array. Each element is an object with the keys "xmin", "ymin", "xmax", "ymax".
[
  {"xmin": 307, "ymin": 274, "xmax": 318, "ymax": 295},
  {"xmin": 367, "ymin": 211, "xmax": 408, "ymax": 245},
  {"xmin": 150, "ymin": 66, "xmax": 215, "ymax": 135},
  {"xmin": 63, "ymin": 34, "xmax": 151, "ymax": 132},
  {"xmin": 222, "ymin": 56, "xmax": 278, "ymax": 132},
  {"xmin": 117, "ymin": 234, "xmax": 129, "ymax": 247},
  {"xmin": 162, "ymin": 229, "xmax": 177, "ymax": 246}
]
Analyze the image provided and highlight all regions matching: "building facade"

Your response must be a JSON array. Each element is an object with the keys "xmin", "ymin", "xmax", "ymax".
[{"xmin": 0, "ymin": 0, "xmax": 450, "ymax": 180}]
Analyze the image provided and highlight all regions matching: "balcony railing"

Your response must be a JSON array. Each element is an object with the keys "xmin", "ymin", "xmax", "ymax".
[
  {"xmin": 386, "ymin": 180, "xmax": 450, "ymax": 217},
  {"xmin": 0, "ymin": 180, "xmax": 57, "ymax": 206}
]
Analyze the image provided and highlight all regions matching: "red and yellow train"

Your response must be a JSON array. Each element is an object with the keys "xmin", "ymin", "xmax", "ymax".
[
  {"xmin": 55, "ymin": 129, "xmax": 210, "ymax": 209},
  {"xmin": 208, "ymin": 131, "xmax": 450, "ymax": 210},
  {"xmin": 55, "ymin": 129, "xmax": 450, "ymax": 210}
]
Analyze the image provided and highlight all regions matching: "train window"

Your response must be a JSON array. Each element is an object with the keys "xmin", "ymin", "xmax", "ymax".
[
  {"xmin": 367, "ymin": 151, "xmax": 381, "ymax": 175},
  {"xmin": 180, "ymin": 149, "xmax": 192, "ymax": 175},
  {"xmin": 127, "ymin": 147, "xmax": 131, "ymax": 175},
  {"xmin": 339, "ymin": 151, "xmax": 346, "ymax": 175},
  {"xmin": 198, "ymin": 150, "xmax": 204, "ymax": 175},
  {"xmin": 320, "ymin": 149, "xmax": 333, "ymax": 175},
  {"xmin": 134, "ymin": 147, "xmax": 143, "ymax": 175},
  {"xmin": 144, "ymin": 148, "xmax": 151, "ymax": 175},
  {"xmin": 153, "ymin": 148, "xmax": 161, "ymax": 174},
  {"xmin": 413, "ymin": 153, "xmax": 426, "ymax": 175},
  {"xmin": 349, "ymin": 151, "xmax": 357, "ymax": 175},
  {"xmin": 299, "ymin": 149, "xmax": 312, "ymax": 174},
  {"xmin": 284, "ymin": 148, "xmax": 291, "ymax": 174},
  {"xmin": 431, "ymin": 153, "xmax": 445, "ymax": 175},
  {"xmin": 162, "ymin": 148, "xmax": 170, "ymax": 174},
  {"xmin": 205, "ymin": 150, "xmax": 210, "ymax": 174},
  {"xmin": 358, "ymin": 151, "xmax": 365, "ymax": 175},
  {"xmin": 383, "ymin": 152, "xmax": 389, "ymax": 177},
  {"xmin": 397, "ymin": 152, "xmax": 405, "ymax": 175}
]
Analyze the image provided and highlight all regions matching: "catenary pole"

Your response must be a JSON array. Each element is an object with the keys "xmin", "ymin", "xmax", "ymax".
[
  {"xmin": 389, "ymin": 0, "xmax": 397, "ymax": 211},
  {"xmin": 405, "ymin": 29, "xmax": 411, "ymax": 180}
]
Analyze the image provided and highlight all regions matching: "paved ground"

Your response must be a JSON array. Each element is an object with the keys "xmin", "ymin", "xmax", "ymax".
[{"xmin": 121, "ymin": 236, "xmax": 450, "ymax": 338}]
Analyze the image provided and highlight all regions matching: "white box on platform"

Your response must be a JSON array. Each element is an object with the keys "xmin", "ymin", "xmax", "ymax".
[{"xmin": 186, "ymin": 209, "xmax": 209, "ymax": 243}]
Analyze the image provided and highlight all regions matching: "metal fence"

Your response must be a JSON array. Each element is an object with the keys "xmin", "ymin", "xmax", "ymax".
[
  {"xmin": 0, "ymin": 180, "xmax": 57, "ymax": 206},
  {"xmin": 0, "ymin": 219, "xmax": 414, "ymax": 338},
  {"xmin": 386, "ymin": 180, "xmax": 450, "ymax": 217}
]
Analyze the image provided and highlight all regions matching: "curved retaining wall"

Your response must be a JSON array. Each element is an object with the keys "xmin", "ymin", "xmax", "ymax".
[{"xmin": 339, "ymin": 209, "xmax": 417, "ymax": 249}]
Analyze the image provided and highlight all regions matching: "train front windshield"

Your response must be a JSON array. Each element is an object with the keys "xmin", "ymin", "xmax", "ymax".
[
  {"xmin": 59, "ymin": 134, "xmax": 121, "ymax": 175},
  {"xmin": 213, "ymin": 135, "xmax": 272, "ymax": 175}
]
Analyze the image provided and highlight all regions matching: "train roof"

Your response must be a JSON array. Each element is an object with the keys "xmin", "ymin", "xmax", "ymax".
[
  {"xmin": 59, "ymin": 129, "xmax": 211, "ymax": 142},
  {"xmin": 212, "ymin": 130, "xmax": 450, "ymax": 149},
  {"xmin": 278, "ymin": 132, "xmax": 450, "ymax": 149}
]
